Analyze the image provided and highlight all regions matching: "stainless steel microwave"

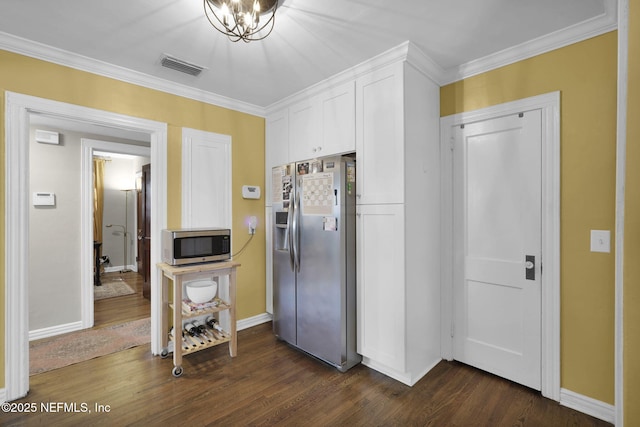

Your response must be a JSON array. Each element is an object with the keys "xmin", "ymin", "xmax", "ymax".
[{"xmin": 161, "ymin": 228, "xmax": 231, "ymax": 266}]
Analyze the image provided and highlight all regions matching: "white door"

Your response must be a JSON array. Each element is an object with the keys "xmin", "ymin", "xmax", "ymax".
[{"xmin": 453, "ymin": 110, "xmax": 542, "ymax": 390}]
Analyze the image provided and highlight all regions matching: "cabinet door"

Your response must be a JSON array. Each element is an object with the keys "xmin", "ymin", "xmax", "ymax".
[
  {"xmin": 265, "ymin": 206, "xmax": 273, "ymax": 314},
  {"xmin": 355, "ymin": 63, "xmax": 405, "ymax": 204},
  {"xmin": 356, "ymin": 203, "xmax": 406, "ymax": 371},
  {"xmin": 289, "ymin": 97, "xmax": 319, "ymax": 162},
  {"xmin": 320, "ymin": 81, "xmax": 355, "ymax": 156},
  {"xmin": 265, "ymin": 109, "xmax": 289, "ymax": 206}
]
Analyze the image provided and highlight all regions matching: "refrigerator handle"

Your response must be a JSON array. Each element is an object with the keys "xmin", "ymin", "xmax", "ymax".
[
  {"xmin": 289, "ymin": 189, "xmax": 300, "ymax": 272},
  {"xmin": 287, "ymin": 190, "xmax": 295, "ymax": 271},
  {"xmin": 292, "ymin": 188, "xmax": 301, "ymax": 272}
]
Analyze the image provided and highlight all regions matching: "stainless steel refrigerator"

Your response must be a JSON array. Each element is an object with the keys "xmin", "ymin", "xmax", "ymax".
[{"xmin": 272, "ymin": 154, "xmax": 360, "ymax": 372}]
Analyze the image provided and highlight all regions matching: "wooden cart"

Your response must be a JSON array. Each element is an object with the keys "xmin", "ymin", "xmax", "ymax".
[{"xmin": 158, "ymin": 261, "xmax": 241, "ymax": 377}]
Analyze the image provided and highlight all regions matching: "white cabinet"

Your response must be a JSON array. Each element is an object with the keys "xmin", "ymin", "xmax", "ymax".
[
  {"xmin": 287, "ymin": 81, "xmax": 356, "ymax": 162},
  {"xmin": 288, "ymin": 97, "xmax": 319, "ymax": 162},
  {"xmin": 354, "ymin": 59, "xmax": 441, "ymax": 386},
  {"xmin": 265, "ymin": 109, "xmax": 289, "ymax": 314},
  {"xmin": 265, "ymin": 206, "xmax": 273, "ymax": 314},
  {"xmin": 265, "ymin": 109, "xmax": 289, "ymax": 206},
  {"xmin": 356, "ymin": 204, "xmax": 405, "ymax": 370},
  {"xmin": 355, "ymin": 62, "xmax": 405, "ymax": 205},
  {"xmin": 320, "ymin": 81, "xmax": 355, "ymax": 156}
]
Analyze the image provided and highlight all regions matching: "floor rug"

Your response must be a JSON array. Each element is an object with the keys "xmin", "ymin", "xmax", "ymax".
[
  {"xmin": 94, "ymin": 278, "xmax": 135, "ymax": 300},
  {"xmin": 29, "ymin": 317, "xmax": 151, "ymax": 375}
]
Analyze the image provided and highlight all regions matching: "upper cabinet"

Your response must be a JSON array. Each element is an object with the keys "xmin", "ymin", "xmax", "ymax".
[
  {"xmin": 265, "ymin": 109, "xmax": 289, "ymax": 206},
  {"xmin": 288, "ymin": 97, "xmax": 320, "ymax": 162},
  {"xmin": 355, "ymin": 62, "xmax": 405, "ymax": 205},
  {"xmin": 320, "ymin": 81, "xmax": 356, "ymax": 157},
  {"xmin": 275, "ymin": 81, "xmax": 357, "ymax": 165}
]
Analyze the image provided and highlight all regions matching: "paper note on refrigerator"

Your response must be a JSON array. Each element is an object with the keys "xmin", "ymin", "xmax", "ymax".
[{"xmin": 301, "ymin": 173, "xmax": 334, "ymax": 216}]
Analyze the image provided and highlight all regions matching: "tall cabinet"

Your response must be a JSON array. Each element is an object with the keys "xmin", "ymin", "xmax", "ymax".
[
  {"xmin": 265, "ymin": 43, "xmax": 441, "ymax": 386},
  {"xmin": 355, "ymin": 60, "xmax": 441, "ymax": 386}
]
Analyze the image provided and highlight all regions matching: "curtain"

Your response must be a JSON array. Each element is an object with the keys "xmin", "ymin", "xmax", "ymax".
[{"xmin": 93, "ymin": 158, "xmax": 105, "ymax": 243}]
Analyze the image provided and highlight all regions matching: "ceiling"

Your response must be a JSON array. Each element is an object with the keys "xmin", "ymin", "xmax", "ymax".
[{"xmin": 0, "ymin": 0, "xmax": 617, "ymax": 112}]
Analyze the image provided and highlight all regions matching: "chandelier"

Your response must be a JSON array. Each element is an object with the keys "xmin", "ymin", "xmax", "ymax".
[{"xmin": 204, "ymin": 0, "xmax": 279, "ymax": 43}]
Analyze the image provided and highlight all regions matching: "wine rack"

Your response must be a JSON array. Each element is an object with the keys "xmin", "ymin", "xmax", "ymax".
[{"xmin": 158, "ymin": 261, "xmax": 241, "ymax": 377}]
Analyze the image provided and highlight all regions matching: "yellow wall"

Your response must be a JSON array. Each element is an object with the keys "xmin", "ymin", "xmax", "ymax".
[
  {"xmin": 441, "ymin": 32, "xmax": 617, "ymax": 404},
  {"xmin": 0, "ymin": 50, "xmax": 267, "ymax": 389},
  {"xmin": 624, "ymin": 0, "xmax": 640, "ymax": 423}
]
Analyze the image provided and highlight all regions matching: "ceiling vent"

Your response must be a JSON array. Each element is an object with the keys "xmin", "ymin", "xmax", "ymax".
[{"xmin": 160, "ymin": 55, "xmax": 205, "ymax": 76}]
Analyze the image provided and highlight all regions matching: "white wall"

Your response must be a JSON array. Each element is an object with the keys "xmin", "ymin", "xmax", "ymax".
[
  {"xmin": 29, "ymin": 127, "xmax": 82, "ymax": 331},
  {"xmin": 28, "ymin": 125, "xmax": 149, "ymax": 333}
]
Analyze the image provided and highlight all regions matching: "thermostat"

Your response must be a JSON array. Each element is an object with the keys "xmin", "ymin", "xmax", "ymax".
[
  {"xmin": 33, "ymin": 192, "xmax": 56, "ymax": 206},
  {"xmin": 242, "ymin": 185, "xmax": 261, "ymax": 200},
  {"xmin": 35, "ymin": 130, "xmax": 60, "ymax": 145}
]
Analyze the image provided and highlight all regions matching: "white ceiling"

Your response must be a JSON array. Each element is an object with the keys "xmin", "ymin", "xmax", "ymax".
[{"xmin": 0, "ymin": 0, "xmax": 617, "ymax": 111}]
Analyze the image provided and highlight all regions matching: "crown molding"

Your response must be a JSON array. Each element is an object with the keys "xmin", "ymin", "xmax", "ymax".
[
  {"xmin": 1, "ymin": 0, "xmax": 618, "ymax": 116},
  {"xmin": 0, "ymin": 31, "xmax": 266, "ymax": 117},
  {"xmin": 443, "ymin": 0, "xmax": 618, "ymax": 84}
]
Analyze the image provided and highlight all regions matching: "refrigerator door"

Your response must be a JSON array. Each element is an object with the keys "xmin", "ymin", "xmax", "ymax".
[
  {"xmin": 272, "ymin": 164, "xmax": 297, "ymax": 345},
  {"xmin": 295, "ymin": 156, "xmax": 353, "ymax": 368}
]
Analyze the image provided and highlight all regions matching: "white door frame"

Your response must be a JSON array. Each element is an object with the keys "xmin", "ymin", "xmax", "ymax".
[
  {"xmin": 4, "ymin": 92, "xmax": 167, "ymax": 401},
  {"xmin": 440, "ymin": 91, "xmax": 560, "ymax": 401},
  {"xmin": 80, "ymin": 139, "xmax": 151, "ymax": 329}
]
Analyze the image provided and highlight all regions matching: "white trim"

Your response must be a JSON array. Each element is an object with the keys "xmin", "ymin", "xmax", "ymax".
[
  {"xmin": 237, "ymin": 313, "xmax": 272, "ymax": 331},
  {"xmin": 443, "ymin": 0, "xmax": 618, "ymax": 84},
  {"xmin": 0, "ymin": 388, "xmax": 6, "ymax": 404},
  {"xmin": 28, "ymin": 321, "xmax": 83, "ymax": 341},
  {"xmin": 615, "ymin": 0, "xmax": 629, "ymax": 425},
  {"xmin": 81, "ymin": 139, "xmax": 151, "ymax": 330},
  {"xmin": 4, "ymin": 91, "xmax": 167, "ymax": 402},
  {"xmin": 560, "ymin": 388, "xmax": 616, "ymax": 424},
  {"xmin": 0, "ymin": 31, "xmax": 264, "ymax": 117},
  {"xmin": 440, "ymin": 92, "xmax": 561, "ymax": 401},
  {"xmin": 1, "ymin": 2, "xmax": 616, "ymax": 118}
]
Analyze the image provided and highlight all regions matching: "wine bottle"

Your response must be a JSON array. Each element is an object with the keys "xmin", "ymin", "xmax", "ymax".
[
  {"xmin": 193, "ymin": 320, "xmax": 207, "ymax": 335},
  {"xmin": 205, "ymin": 315, "xmax": 223, "ymax": 331},
  {"xmin": 184, "ymin": 322, "xmax": 199, "ymax": 337}
]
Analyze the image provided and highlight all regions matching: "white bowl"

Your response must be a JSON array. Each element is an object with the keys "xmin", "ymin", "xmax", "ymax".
[{"xmin": 185, "ymin": 280, "xmax": 217, "ymax": 303}]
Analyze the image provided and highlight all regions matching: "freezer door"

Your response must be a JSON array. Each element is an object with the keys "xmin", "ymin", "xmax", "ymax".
[
  {"xmin": 272, "ymin": 164, "xmax": 296, "ymax": 345},
  {"xmin": 295, "ymin": 157, "xmax": 353, "ymax": 367}
]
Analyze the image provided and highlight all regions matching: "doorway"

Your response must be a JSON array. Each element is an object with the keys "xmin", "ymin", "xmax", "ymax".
[
  {"xmin": 440, "ymin": 92, "xmax": 561, "ymax": 401},
  {"xmin": 91, "ymin": 147, "xmax": 151, "ymax": 329},
  {"xmin": 5, "ymin": 91, "xmax": 167, "ymax": 401}
]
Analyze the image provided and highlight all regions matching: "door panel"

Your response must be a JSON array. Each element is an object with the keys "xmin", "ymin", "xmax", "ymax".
[{"xmin": 453, "ymin": 110, "xmax": 542, "ymax": 390}]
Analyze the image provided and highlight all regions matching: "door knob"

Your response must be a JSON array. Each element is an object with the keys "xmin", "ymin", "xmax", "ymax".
[{"xmin": 525, "ymin": 255, "xmax": 535, "ymax": 280}]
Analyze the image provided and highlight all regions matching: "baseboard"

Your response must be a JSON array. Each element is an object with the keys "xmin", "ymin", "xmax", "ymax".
[
  {"xmin": 0, "ymin": 387, "xmax": 6, "ymax": 404},
  {"xmin": 237, "ymin": 312, "xmax": 272, "ymax": 331},
  {"xmin": 103, "ymin": 264, "xmax": 138, "ymax": 273},
  {"xmin": 560, "ymin": 388, "xmax": 615, "ymax": 424},
  {"xmin": 29, "ymin": 321, "xmax": 84, "ymax": 341}
]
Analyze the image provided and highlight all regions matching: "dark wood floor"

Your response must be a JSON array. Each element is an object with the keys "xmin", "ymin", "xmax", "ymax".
[
  {"xmin": 10, "ymin": 302, "xmax": 611, "ymax": 426},
  {"xmin": 94, "ymin": 271, "xmax": 150, "ymax": 328}
]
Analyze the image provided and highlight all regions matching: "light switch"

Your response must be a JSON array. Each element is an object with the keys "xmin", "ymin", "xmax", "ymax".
[{"xmin": 590, "ymin": 230, "xmax": 610, "ymax": 253}]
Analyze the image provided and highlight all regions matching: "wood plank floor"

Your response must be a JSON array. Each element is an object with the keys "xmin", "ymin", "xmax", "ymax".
[
  {"xmin": 9, "ymin": 315, "xmax": 611, "ymax": 426},
  {"xmin": 94, "ymin": 271, "xmax": 150, "ymax": 329}
]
